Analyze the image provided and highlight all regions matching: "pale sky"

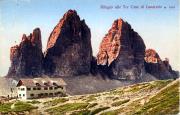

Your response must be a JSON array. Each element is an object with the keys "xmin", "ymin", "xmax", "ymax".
[{"xmin": 0, "ymin": 0, "xmax": 179, "ymax": 76}]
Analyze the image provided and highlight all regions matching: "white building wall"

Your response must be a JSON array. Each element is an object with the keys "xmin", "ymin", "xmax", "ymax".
[
  {"xmin": 17, "ymin": 85, "xmax": 66, "ymax": 100},
  {"xmin": 17, "ymin": 86, "xmax": 27, "ymax": 100}
]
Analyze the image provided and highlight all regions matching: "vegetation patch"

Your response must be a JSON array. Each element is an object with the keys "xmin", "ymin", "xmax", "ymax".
[
  {"xmin": 0, "ymin": 101, "xmax": 37, "ymax": 114},
  {"xmin": 118, "ymin": 98, "xmax": 143, "ymax": 113},
  {"xmin": 111, "ymin": 99, "xmax": 130, "ymax": 107},
  {"xmin": 46, "ymin": 103, "xmax": 89, "ymax": 114},
  {"xmin": 90, "ymin": 107, "xmax": 110, "ymax": 115},
  {"xmin": 87, "ymin": 103, "xmax": 98, "ymax": 108},
  {"xmin": 109, "ymin": 89, "xmax": 124, "ymax": 95},
  {"xmin": 27, "ymin": 100, "xmax": 41, "ymax": 104},
  {"xmin": 126, "ymin": 83, "xmax": 150, "ymax": 93},
  {"xmin": 70, "ymin": 109, "xmax": 91, "ymax": 115},
  {"xmin": 125, "ymin": 80, "xmax": 172, "ymax": 93},
  {"xmin": 152, "ymin": 79, "xmax": 172, "ymax": 86},
  {"xmin": 85, "ymin": 95, "xmax": 97, "ymax": 102},
  {"xmin": 105, "ymin": 96, "xmax": 114, "ymax": 100},
  {"xmin": 135, "ymin": 80, "xmax": 179, "ymax": 115},
  {"xmin": 12, "ymin": 101, "xmax": 38, "ymax": 112},
  {"xmin": 43, "ymin": 98, "xmax": 69, "ymax": 106},
  {"xmin": 101, "ymin": 110, "xmax": 118, "ymax": 115},
  {"xmin": 112, "ymin": 97, "xmax": 119, "ymax": 101},
  {"xmin": 0, "ymin": 102, "xmax": 13, "ymax": 113}
]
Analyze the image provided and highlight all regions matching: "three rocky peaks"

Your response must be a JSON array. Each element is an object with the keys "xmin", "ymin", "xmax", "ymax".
[{"xmin": 7, "ymin": 10, "xmax": 178, "ymax": 80}]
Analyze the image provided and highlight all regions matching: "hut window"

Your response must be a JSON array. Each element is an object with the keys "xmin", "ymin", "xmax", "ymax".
[
  {"xmin": 49, "ymin": 93, "xmax": 53, "ymax": 96},
  {"xmin": 44, "ymin": 82, "xmax": 48, "ymax": 86},
  {"xmin": 44, "ymin": 87, "xmax": 48, "ymax": 90},
  {"xmin": 36, "ymin": 83, "xmax": 41, "ymax": 86},
  {"xmin": 37, "ymin": 88, "xmax": 41, "ymax": 90},
  {"xmin": 49, "ymin": 87, "xmax": 53, "ymax": 90},
  {"xmin": 53, "ymin": 82, "xmax": 57, "ymax": 86}
]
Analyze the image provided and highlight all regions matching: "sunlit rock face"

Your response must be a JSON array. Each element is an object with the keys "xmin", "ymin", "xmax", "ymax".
[
  {"xmin": 7, "ymin": 28, "xmax": 44, "ymax": 77},
  {"xmin": 44, "ymin": 10, "xmax": 92, "ymax": 76},
  {"xmin": 144, "ymin": 49, "xmax": 179, "ymax": 79},
  {"xmin": 7, "ymin": 10, "xmax": 178, "ymax": 81},
  {"xmin": 97, "ymin": 18, "xmax": 146, "ymax": 80}
]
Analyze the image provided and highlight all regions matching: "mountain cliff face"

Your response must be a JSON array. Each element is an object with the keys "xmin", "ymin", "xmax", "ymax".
[
  {"xmin": 43, "ymin": 10, "xmax": 92, "ymax": 76},
  {"xmin": 97, "ymin": 19, "xmax": 146, "ymax": 80},
  {"xmin": 144, "ymin": 49, "xmax": 178, "ymax": 79},
  {"xmin": 7, "ymin": 10, "xmax": 178, "ymax": 81},
  {"xmin": 7, "ymin": 28, "xmax": 43, "ymax": 77}
]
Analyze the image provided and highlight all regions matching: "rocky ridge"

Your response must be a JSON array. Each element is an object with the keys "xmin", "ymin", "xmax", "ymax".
[
  {"xmin": 96, "ymin": 19, "xmax": 146, "ymax": 80},
  {"xmin": 43, "ymin": 10, "xmax": 92, "ymax": 76},
  {"xmin": 7, "ymin": 9, "xmax": 178, "ymax": 80},
  {"xmin": 7, "ymin": 28, "xmax": 43, "ymax": 77},
  {"xmin": 144, "ymin": 49, "xmax": 178, "ymax": 79}
]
